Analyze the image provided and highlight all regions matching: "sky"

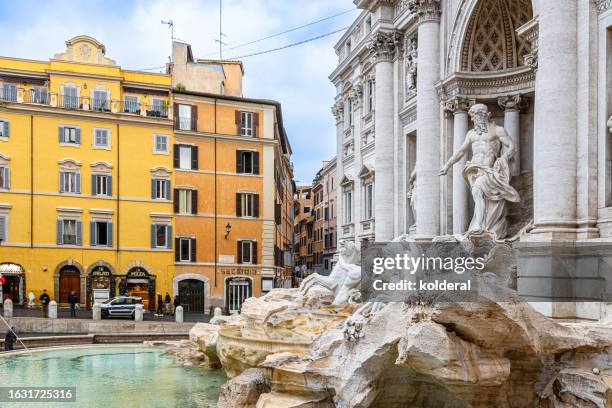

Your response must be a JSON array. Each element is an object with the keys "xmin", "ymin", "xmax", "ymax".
[{"xmin": 0, "ymin": 0, "xmax": 359, "ymax": 184}]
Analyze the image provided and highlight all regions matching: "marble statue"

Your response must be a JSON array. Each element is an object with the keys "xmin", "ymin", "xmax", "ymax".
[
  {"xmin": 407, "ymin": 167, "xmax": 417, "ymax": 228},
  {"xmin": 439, "ymin": 104, "xmax": 520, "ymax": 239},
  {"xmin": 607, "ymin": 115, "xmax": 612, "ymax": 133},
  {"xmin": 299, "ymin": 240, "xmax": 361, "ymax": 305},
  {"xmin": 405, "ymin": 37, "xmax": 418, "ymax": 97}
]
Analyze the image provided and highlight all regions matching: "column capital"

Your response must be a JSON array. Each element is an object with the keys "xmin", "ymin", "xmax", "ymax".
[
  {"xmin": 368, "ymin": 30, "xmax": 403, "ymax": 63},
  {"xmin": 442, "ymin": 97, "xmax": 475, "ymax": 114},
  {"xmin": 331, "ymin": 100, "xmax": 344, "ymax": 124},
  {"xmin": 407, "ymin": 0, "xmax": 441, "ymax": 23},
  {"xmin": 498, "ymin": 94, "xmax": 529, "ymax": 112},
  {"xmin": 596, "ymin": 0, "xmax": 612, "ymax": 14}
]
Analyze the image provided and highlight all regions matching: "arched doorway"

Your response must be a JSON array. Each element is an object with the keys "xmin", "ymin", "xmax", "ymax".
[
  {"xmin": 86, "ymin": 265, "xmax": 115, "ymax": 308},
  {"xmin": 0, "ymin": 263, "xmax": 25, "ymax": 304},
  {"xmin": 123, "ymin": 267, "xmax": 155, "ymax": 311},
  {"xmin": 225, "ymin": 277, "xmax": 252, "ymax": 314},
  {"xmin": 59, "ymin": 266, "xmax": 81, "ymax": 304},
  {"xmin": 178, "ymin": 279, "xmax": 205, "ymax": 313}
]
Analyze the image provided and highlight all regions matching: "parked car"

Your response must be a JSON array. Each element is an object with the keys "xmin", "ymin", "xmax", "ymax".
[{"xmin": 100, "ymin": 296, "xmax": 144, "ymax": 319}]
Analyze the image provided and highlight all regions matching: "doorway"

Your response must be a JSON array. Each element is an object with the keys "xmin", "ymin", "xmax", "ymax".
[
  {"xmin": 225, "ymin": 277, "xmax": 252, "ymax": 314},
  {"xmin": 59, "ymin": 266, "xmax": 81, "ymax": 304},
  {"xmin": 178, "ymin": 279, "xmax": 205, "ymax": 313}
]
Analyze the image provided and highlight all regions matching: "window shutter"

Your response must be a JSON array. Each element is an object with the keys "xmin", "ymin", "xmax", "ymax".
[
  {"xmin": 58, "ymin": 126, "xmax": 64, "ymax": 143},
  {"xmin": 107, "ymin": 223, "xmax": 113, "ymax": 247},
  {"xmin": 165, "ymin": 180, "xmax": 171, "ymax": 200},
  {"xmin": 56, "ymin": 220, "xmax": 63, "ymax": 245},
  {"xmin": 254, "ymin": 194, "xmax": 260, "ymax": 217},
  {"xmin": 173, "ymin": 189, "xmax": 179, "ymax": 213},
  {"xmin": 59, "ymin": 172, "xmax": 65, "ymax": 193},
  {"xmin": 3, "ymin": 121, "xmax": 8, "ymax": 138},
  {"xmin": 235, "ymin": 110, "xmax": 242, "ymax": 135},
  {"xmin": 236, "ymin": 150, "xmax": 243, "ymax": 173},
  {"xmin": 191, "ymin": 190, "xmax": 198, "ymax": 215},
  {"xmin": 252, "ymin": 241, "xmax": 258, "ymax": 264},
  {"xmin": 191, "ymin": 105, "xmax": 197, "ymax": 130},
  {"xmin": 0, "ymin": 216, "xmax": 5, "ymax": 242},
  {"xmin": 91, "ymin": 175, "xmax": 97, "ymax": 195},
  {"xmin": 3, "ymin": 167, "xmax": 9, "ymax": 189},
  {"xmin": 253, "ymin": 152, "xmax": 260, "ymax": 175},
  {"xmin": 166, "ymin": 225, "xmax": 173, "ymax": 249},
  {"xmin": 173, "ymin": 145, "xmax": 180, "ymax": 168},
  {"xmin": 75, "ymin": 128, "xmax": 81, "ymax": 144},
  {"xmin": 275, "ymin": 203, "xmax": 281, "ymax": 225},
  {"xmin": 107, "ymin": 176, "xmax": 112, "ymax": 196},
  {"xmin": 237, "ymin": 241, "xmax": 242, "ymax": 264},
  {"xmin": 151, "ymin": 179, "xmax": 156, "ymax": 199},
  {"xmin": 236, "ymin": 193, "xmax": 242, "ymax": 216},
  {"xmin": 191, "ymin": 146, "xmax": 198, "ymax": 170},
  {"xmin": 175, "ymin": 239, "xmax": 180, "ymax": 262},
  {"xmin": 253, "ymin": 113, "xmax": 260, "ymax": 137},
  {"xmin": 150, "ymin": 225, "xmax": 156, "ymax": 248},
  {"xmin": 76, "ymin": 173, "xmax": 81, "ymax": 193},
  {"xmin": 90, "ymin": 221, "xmax": 96, "ymax": 246},
  {"xmin": 191, "ymin": 238, "xmax": 197, "ymax": 262},
  {"xmin": 76, "ymin": 221, "xmax": 82, "ymax": 246}
]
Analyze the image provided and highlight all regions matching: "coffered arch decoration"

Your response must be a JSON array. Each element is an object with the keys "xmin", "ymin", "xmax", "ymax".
[{"xmin": 458, "ymin": 0, "xmax": 533, "ymax": 72}]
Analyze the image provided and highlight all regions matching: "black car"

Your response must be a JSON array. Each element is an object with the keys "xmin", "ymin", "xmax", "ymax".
[{"xmin": 100, "ymin": 296, "xmax": 143, "ymax": 319}]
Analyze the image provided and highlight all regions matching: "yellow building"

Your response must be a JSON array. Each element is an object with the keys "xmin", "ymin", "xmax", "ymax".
[{"xmin": 0, "ymin": 36, "xmax": 174, "ymax": 311}]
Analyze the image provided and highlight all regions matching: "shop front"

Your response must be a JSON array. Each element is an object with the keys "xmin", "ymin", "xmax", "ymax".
[
  {"xmin": 86, "ymin": 265, "xmax": 115, "ymax": 308},
  {"xmin": 225, "ymin": 276, "xmax": 252, "ymax": 314},
  {"xmin": 121, "ymin": 267, "xmax": 155, "ymax": 311},
  {"xmin": 0, "ymin": 263, "xmax": 25, "ymax": 304}
]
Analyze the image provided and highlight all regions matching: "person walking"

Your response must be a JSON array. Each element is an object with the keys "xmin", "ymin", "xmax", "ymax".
[
  {"xmin": 4, "ymin": 326, "xmax": 17, "ymax": 351},
  {"xmin": 68, "ymin": 291, "xmax": 78, "ymax": 318},
  {"xmin": 164, "ymin": 292, "xmax": 171, "ymax": 316},
  {"xmin": 173, "ymin": 295, "xmax": 180, "ymax": 316},
  {"xmin": 39, "ymin": 289, "xmax": 50, "ymax": 318},
  {"xmin": 156, "ymin": 293, "xmax": 163, "ymax": 316}
]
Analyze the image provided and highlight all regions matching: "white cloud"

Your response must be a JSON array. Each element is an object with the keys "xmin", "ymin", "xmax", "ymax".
[{"xmin": 0, "ymin": 0, "xmax": 357, "ymax": 183}]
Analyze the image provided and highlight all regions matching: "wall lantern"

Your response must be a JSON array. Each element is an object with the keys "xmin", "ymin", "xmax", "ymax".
[{"xmin": 225, "ymin": 223, "xmax": 232, "ymax": 239}]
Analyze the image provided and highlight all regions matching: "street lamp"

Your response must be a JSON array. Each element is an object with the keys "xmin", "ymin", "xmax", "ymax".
[{"xmin": 225, "ymin": 223, "xmax": 232, "ymax": 239}]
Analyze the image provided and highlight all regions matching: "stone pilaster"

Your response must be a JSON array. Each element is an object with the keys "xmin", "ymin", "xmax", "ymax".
[
  {"xmin": 498, "ymin": 95, "xmax": 528, "ymax": 177},
  {"xmin": 368, "ymin": 30, "xmax": 402, "ymax": 242},
  {"xmin": 332, "ymin": 100, "xmax": 345, "ymax": 247},
  {"xmin": 410, "ymin": 0, "xmax": 441, "ymax": 240},
  {"xmin": 443, "ymin": 97, "xmax": 473, "ymax": 235}
]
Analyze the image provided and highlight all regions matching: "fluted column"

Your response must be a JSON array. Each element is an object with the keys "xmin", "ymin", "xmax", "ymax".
[
  {"xmin": 498, "ymin": 95, "xmax": 526, "ymax": 177},
  {"xmin": 409, "ymin": 0, "xmax": 441, "ymax": 240},
  {"xmin": 368, "ymin": 30, "xmax": 402, "ymax": 242},
  {"xmin": 444, "ymin": 97, "xmax": 473, "ymax": 234},
  {"xmin": 532, "ymin": 0, "xmax": 578, "ymax": 237},
  {"xmin": 331, "ymin": 100, "xmax": 344, "ymax": 247}
]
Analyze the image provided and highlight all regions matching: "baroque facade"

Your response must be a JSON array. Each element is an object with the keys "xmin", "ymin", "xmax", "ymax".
[{"xmin": 331, "ymin": 0, "xmax": 612, "ymax": 319}]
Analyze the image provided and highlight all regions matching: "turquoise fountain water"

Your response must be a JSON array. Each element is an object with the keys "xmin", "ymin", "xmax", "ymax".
[{"xmin": 0, "ymin": 346, "xmax": 226, "ymax": 408}]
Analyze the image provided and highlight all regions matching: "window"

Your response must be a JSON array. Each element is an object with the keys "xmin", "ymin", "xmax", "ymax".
[
  {"xmin": 241, "ymin": 111, "xmax": 254, "ymax": 136},
  {"xmin": 366, "ymin": 16, "xmax": 372, "ymax": 33},
  {"xmin": 236, "ymin": 150, "xmax": 259, "ymax": 174},
  {"xmin": 0, "ymin": 215, "xmax": 6, "ymax": 243},
  {"xmin": 364, "ymin": 183, "xmax": 374, "ymax": 219},
  {"xmin": 92, "ymin": 174, "xmax": 111, "ymax": 196},
  {"xmin": 93, "ymin": 128, "xmax": 109, "ymax": 148},
  {"xmin": 59, "ymin": 126, "xmax": 81, "ymax": 145},
  {"xmin": 237, "ymin": 193, "xmax": 258, "ymax": 217},
  {"xmin": 178, "ymin": 104, "xmax": 192, "ymax": 130},
  {"xmin": 151, "ymin": 98, "xmax": 167, "ymax": 117},
  {"xmin": 152, "ymin": 179, "xmax": 170, "ymax": 200},
  {"xmin": 174, "ymin": 145, "xmax": 198, "ymax": 170},
  {"xmin": 0, "ymin": 120, "xmax": 8, "ymax": 139},
  {"xmin": 346, "ymin": 40, "xmax": 352, "ymax": 55},
  {"xmin": 367, "ymin": 79, "xmax": 375, "ymax": 113},
  {"xmin": 0, "ymin": 166, "xmax": 9, "ymax": 189},
  {"xmin": 124, "ymin": 96, "xmax": 139, "ymax": 113},
  {"xmin": 344, "ymin": 190, "xmax": 353, "ymax": 224},
  {"xmin": 151, "ymin": 224, "xmax": 172, "ymax": 249},
  {"xmin": 154, "ymin": 134, "xmax": 168, "ymax": 154},
  {"xmin": 60, "ymin": 171, "xmax": 81, "ymax": 194},
  {"xmin": 30, "ymin": 87, "xmax": 48, "ymax": 104},
  {"xmin": 238, "ymin": 240, "xmax": 256, "ymax": 264},
  {"xmin": 63, "ymin": 86, "xmax": 78, "ymax": 109},
  {"xmin": 57, "ymin": 219, "xmax": 82, "ymax": 246},
  {"xmin": 2, "ymin": 83, "xmax": 16, "ymax": 102},
  {"xmin": 176, "ymin": 189, "xmax": 194, "ymax": 214},
  {"xmin": 346, "ymin": 98, "xmax": 353, "ymax": 128},
  {"xmin": 91, "ymin": 221, "xmax": 112, "ymax": 247},
  {"xmin": 92, "ymin": 90, "xmax": 109, "ymax": 112},
  {"xmin": 177, "ymin": 238, "xmax": 196, "ymax": 262}
]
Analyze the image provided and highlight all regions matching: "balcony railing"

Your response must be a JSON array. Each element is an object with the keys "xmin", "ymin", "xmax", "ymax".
[
  {"xmin": 0, "ymin": 86, "xmax": 172, "ymax": 119},
  {"xmin": 174, "ymin": 116, "xmax": 197, "ymax": 131}
]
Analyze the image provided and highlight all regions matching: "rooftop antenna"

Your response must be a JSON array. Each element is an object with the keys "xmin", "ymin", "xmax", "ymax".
[
  {"xmin": 214, "ymin": 0, "xmax": 228, "ymax": 59},
  {"xmin": 161, "ymin": 19, "xmax": 174, "ymax": 62}
]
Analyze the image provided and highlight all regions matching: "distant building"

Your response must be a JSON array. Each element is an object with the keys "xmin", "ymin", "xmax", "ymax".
[
  {"xmin": 293, "ymin": 185, "xmax": 314, "ymax": 277},
  {"xmin": 312, "ymin": 158, "xmax": 337, "ymax": 275}
]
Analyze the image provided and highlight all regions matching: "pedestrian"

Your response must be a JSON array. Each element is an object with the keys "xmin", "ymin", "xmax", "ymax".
[
  {"xmin": 39, "ymin": 289, "xmax": 50, "ymax": 318},
  {"xmin": 4, "ymin": 326, "xmax": 17, "ymax": 351},
  {"xmin": 164, "ymin": 292, "xmax": 171, "ymax": 316},
  {"xmin": 68, "ymin": 291, "xmax": 78, "ymax": 318},
  {"xmin": 156, "ymin": 293, "xmax": 163, "ymax": 316},
  {"xmin": 173, "ymin": 295, "xmax": 180, "ymax": 316}
]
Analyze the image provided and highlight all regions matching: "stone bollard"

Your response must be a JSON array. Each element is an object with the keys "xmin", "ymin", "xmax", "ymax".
[
  {"xmin": 175, "ymin": 306, "xmax": 183, "ymax": 323},
  {"xmin": 134, "ymin": 304, "xmax": 144, "ymax": 322},
  {"xmin": 48, "ymin": 300, "xmax": 58, "ymax": 319},
  {"xmin": 214, "ymin": 307, "xmax": 222, "ymax": 317},
  {"xmin": 3, "ymin": 299, "xmax": 13, "ymax": 318},
  {"xmin": 92, "ymin": 303, "xmax": 101, "ymax": 321}
]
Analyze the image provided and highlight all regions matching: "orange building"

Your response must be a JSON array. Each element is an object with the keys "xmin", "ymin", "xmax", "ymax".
[
  {"xmin": 169, "ymin": 42, "xmax": 294, "ymax": 313},
  {"xmin": 293, "ymin": 185, "xmax": 314, "ymax": 277}
]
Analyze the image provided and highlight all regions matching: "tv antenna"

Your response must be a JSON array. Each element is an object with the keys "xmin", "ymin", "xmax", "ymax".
[
  {"xmin": 161, "ymin": 19, "xmax": 174, "ymax": 62},
  {"xmin": 214, "ymin": 0, "xmax": 228, "ymax": 59}
]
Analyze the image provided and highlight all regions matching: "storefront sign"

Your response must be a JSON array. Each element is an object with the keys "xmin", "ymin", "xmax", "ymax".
[
  {"xmin": 126, "ymin": 268, "xmax": 149, "ymax": 278},
  {"xmin": 221, "ymin": 267, "xmax": 259, "ymax": 277},
  {"xmin": 0, "ymin": 263, "xmax": 24, "ymax": 275}
]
